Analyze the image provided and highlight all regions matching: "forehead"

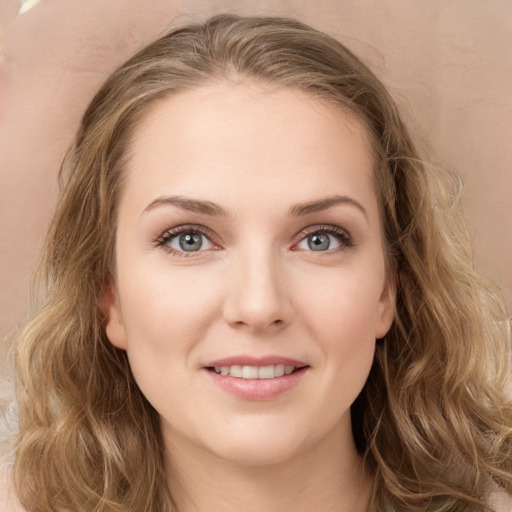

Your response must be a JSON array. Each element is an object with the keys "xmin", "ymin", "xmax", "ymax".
[
  {"xmin": 129, "ymin": 80, "xmax": 374, "ymax": 161},
  {"xmin": 121, "ymin": 81, "xmax": 378, "ymax": 219}
]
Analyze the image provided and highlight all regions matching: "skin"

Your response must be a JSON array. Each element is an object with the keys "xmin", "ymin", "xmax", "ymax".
[{"xmin": 104, "ymin": 81, "xmax": 395, "ymax": 512}]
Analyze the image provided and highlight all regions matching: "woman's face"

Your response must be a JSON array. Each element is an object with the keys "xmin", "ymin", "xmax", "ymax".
[{"xmin": 105, "ymin": 81, "xmax": 395, "ymax": 466}]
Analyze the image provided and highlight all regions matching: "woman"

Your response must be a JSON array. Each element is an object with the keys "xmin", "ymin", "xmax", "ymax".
[{"xmin": 9, "ymin": 14, "xmax": 512, "ymax": 512}]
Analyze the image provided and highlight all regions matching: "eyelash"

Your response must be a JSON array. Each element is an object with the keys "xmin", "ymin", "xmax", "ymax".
[
  {"xmin": 154, "ymin": 224, "xmax": 219, "ymax": 257},
  {"xmin": 154, "ymin": 223, "xmax": 354, "ymax": 256},
  {"xmin": 293, "ymin": 224, "xmax": 354, "ymax": 251}
]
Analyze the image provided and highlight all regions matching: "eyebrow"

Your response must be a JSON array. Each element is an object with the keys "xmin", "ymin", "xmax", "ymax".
[
  {"xmin": 143, "ymin": 196, "xmax": 227, "ymax": 217},
  {"xmin": 142, "ymin": 194, "xmax": 367, "ymax": 220},
  {"xmin": 288, "ymin": 195, "xmax": 368, "ymax": 220}
]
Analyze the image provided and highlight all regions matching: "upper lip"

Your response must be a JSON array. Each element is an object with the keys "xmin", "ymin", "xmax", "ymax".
[{"xmin": 205, "ymin": 355, "xmax": 308, "ymax": 368}]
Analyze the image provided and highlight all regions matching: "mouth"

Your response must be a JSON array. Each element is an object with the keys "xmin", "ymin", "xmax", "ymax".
[
  {"xmin": 206, "ymin": 364, "xmax": 308, "ymax": 379},
  {"xmin": 203, "ymin": 358, "xmax": 310, "ymax": 400}
]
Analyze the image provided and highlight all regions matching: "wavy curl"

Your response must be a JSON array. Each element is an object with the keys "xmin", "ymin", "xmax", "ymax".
[{"xmin": 13, "ymin": 14, "xmax": 512, "ymax": 511}]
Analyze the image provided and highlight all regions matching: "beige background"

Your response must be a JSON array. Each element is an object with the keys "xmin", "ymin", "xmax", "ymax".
[{"xmin": 1, "ymin": 0, "xmax": 511, "ymax": 348}]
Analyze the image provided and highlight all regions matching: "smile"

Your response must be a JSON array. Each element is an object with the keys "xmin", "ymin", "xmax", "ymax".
[
  {"xmin": 211, "ymin": 364, "xmax": 301, "ymax": 379},
  {"xmin": 204, "ymin": 359, "xmax": 310, "ymax": 400}
]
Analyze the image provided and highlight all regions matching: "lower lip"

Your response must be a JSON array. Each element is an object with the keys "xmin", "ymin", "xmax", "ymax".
[{"xmin": 204, "ymin": 367, "xmax": 309, "ymax": 400}]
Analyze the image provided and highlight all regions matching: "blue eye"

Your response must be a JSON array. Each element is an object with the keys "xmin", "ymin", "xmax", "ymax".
[
  {"xmin": 309, "ymin": 233, "xmax": 333, "ymax": 251},
  {"xmin": 157, "ymin": 228, "xmax": 215, "ymax": 254},
  {"xmin": 295, "ymin": 227, "xmax": 352, "ymax": 252}
]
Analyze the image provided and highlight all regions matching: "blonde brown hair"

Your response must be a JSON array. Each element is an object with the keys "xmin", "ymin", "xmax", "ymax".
[{"xmin": 13, "ymin": 14, "xmax": 512, "ymax": 512}]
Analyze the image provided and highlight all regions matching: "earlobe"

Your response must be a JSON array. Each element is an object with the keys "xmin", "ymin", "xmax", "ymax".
[{"xmin": 102, "ymin": 280, "xmax": 128, "ymax": 350}]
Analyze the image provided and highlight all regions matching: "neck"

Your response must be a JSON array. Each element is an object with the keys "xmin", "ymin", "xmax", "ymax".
[{"xmin": 164, "ymin": 420, "xmax": 373, "ymax": 512}]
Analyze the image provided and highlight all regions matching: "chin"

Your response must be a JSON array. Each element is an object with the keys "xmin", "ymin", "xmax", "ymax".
[
  {"xmin": 202, "ymin": 420, "xmax": 318, "ymax": 467},
  {"xmin": 213, "ymin": 441, "xmax": 305, "ymax": 467}
]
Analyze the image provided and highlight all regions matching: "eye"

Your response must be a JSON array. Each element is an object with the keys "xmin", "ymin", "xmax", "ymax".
[
  {"xmin": 170, "ymin": 232, "xmax": 213, "ymax": 252},
  {"xmin": 294, "ymin": 226, "xmax": 353, "ymax": 252},
  {"xmin": 156, "ymin": 225, "xmax": 217, "ymax": 255}
]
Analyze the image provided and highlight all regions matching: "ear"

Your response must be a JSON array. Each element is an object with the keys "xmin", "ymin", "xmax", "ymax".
[
  {"xmin": 102, "ymin": 280, "xmax": 128, "ymax": 350},
  {"xmin": 375, "ymin": 272, "xmax": 397, "ymax": 340}
]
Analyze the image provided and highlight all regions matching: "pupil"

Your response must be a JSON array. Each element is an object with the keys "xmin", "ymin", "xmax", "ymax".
[
  {"xmin": 179, "ymin": 233, "xmax": 202, "ymax": 251},
  {"xmin": 308, "ymin": 233, "xmax": 330, "ymax": 251}
]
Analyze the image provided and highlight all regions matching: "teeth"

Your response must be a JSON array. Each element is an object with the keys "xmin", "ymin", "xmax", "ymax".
[
  {"xmin": 258, "ymin": 365, "xmax": 275, "ymax": 379},
  {"xmin": 274, "ymin": 364, "xmax": 285, "ymax": 377},
  {"xmin": 213, "ymin": 364, "xmax": 301, "ymax": 379},
  {"xmin": 242, "ymin": 366, "xmax": 258, "ymax": 379},
  {"xmin": 230, "ymin": 365, "xmax": 242, "ymax": 378}
]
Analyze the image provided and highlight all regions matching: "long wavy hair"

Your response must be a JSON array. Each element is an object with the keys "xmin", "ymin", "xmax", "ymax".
[{"xmin": 13, "ymin": 14, "xmax": 512, "ymax": 512}]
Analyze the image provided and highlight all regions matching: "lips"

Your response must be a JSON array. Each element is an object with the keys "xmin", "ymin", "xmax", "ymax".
[
  {"xmin": 211, "ymin": 364, "xmax": 298, "ymax": 379},
  {"xmin": 205, "ymin": 355, "xmax": 307, "ymax": 368},
  {"xmin": 203, "ymin": 355, "xmax": 310, "ymax": 400},
  {"xmin": 205, "ymin": 356, "xmax": 308, "ymax": 379}
]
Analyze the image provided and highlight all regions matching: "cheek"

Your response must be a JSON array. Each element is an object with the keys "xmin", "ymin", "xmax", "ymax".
[
  {"xmin": 114, "ymin": 263, "xmax": 225, "ymax": 415},
  {"xmin": 295, "ymin": 265, "xmax": 384, "ymax": 380},
  {"xmin": 299, "ymin": 268, "xmax": 385, "ymax": 340},
  {"xmin": 115, "ymin": 260, "xmax": 222, "ymax": 364}
]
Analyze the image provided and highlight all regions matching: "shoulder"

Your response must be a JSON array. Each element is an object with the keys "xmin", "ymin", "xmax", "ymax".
[{"xmin": 0, "ymin": 470, "xmax": 25, "ymax": 512}]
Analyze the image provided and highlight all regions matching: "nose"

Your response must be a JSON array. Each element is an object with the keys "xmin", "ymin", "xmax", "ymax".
[{"xmin": 222, "ymin": 247, "xmax": 292, "ymax": 334}]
